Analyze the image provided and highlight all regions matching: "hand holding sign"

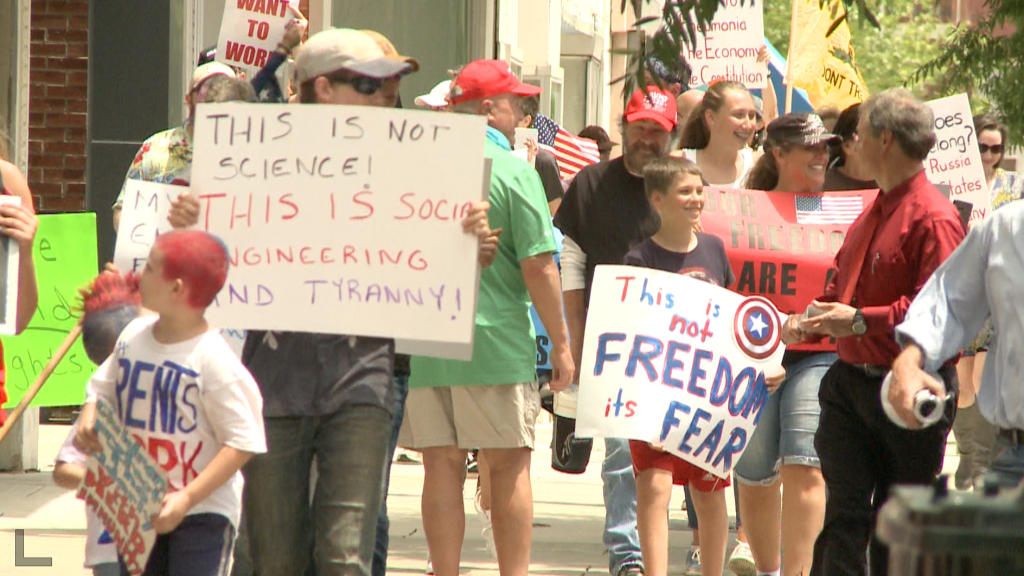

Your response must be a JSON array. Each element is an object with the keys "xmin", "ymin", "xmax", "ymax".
[{"xmin": 77, "ymin": 401, "xmax": 167, "ymax": 576}]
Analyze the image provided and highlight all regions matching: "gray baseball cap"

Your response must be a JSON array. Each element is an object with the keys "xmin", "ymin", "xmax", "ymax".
[{"xmin": 295, "ymin": 28, "xmax": 411, "ymax": 84}]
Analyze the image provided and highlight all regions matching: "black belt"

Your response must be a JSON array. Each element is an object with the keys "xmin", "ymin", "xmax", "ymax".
[
  {"xmin": 848, "ymin": 363, "xmax": 888, "ymax": 378},
  {"xmin": 999, "ymin": 428, "xmax": 1024, "ymax": 448}
]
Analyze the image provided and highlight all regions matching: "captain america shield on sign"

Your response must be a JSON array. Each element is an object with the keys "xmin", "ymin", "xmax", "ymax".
[{"xmin": 733, "ymin": 296, "xmax": 782, "ymax": 360}]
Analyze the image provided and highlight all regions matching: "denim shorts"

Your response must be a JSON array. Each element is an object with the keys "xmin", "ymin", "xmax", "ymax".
[{"xmin": 734, "ymin": 352, "xmax": 837, "ymax": 485}]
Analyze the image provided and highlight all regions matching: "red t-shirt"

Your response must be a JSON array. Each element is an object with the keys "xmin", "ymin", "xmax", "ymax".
[{"xmin": 820, "ymin": 170, "xmax": 965, "ymax": 366}]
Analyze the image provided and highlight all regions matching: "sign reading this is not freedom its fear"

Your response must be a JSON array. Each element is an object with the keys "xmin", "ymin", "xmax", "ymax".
[
  {"xmin": 576, "ymin": 265, "xmax": 785, "ymax": 479},
  {"xmin": 683, "ymin": 0, "xmax": 767, "ymax": 89},
  {"xmin": 78, "ymin": 401, "xmax": 168, "ymax": 576},
  {"xmin": 216, "ymin": 0, "xmax": 293, "ymax": 71},
  {"xmin": 190, "ymin": 102, "xmax": 487, "ymax": 345},
  {"xmin": 924, "ymin": 93, "xmax": 990, "ymax": 226}
]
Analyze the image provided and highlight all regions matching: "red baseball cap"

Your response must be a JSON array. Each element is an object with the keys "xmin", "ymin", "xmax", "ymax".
[
  {"xmin": 448, "ymin": 60, "xmax": 542, "ymax": 105},
  {"xmin": 624, "ymin": 86, "xmax": 678, "ymax": 132}
]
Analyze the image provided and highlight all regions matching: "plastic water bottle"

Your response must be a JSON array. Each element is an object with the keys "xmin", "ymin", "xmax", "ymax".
[
  {"xmin": 880, "ymin": 371, "xmax": 945, "ymax": 428},
  {"xmin": 553, "ymin": 384, "xmax": 578, "ymax": 418}
]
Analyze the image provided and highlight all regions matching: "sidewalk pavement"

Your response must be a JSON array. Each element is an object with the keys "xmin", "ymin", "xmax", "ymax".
[{"xmin": 0, "ymin": 419, "xmax": 964, "ymax": 576}]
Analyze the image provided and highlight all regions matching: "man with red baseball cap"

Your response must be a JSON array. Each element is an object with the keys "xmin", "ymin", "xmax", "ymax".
[
  {"xmin": 553, "ymin": 86, "xmax": 678, "ymax": 576},
  {"xmin": 399, "ymin": 59, "xmax": 571, "ymax": 576}
]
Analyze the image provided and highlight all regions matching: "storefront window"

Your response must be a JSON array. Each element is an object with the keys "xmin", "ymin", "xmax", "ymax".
[{"xmin": 332, "ymin": 0, "xmax": 470, "ymax": 108}]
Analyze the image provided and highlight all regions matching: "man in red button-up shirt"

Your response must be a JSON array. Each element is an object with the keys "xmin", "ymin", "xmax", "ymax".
[{"xmin": 782, "ymin": 88, "xmax": 966, "ymax": 576}]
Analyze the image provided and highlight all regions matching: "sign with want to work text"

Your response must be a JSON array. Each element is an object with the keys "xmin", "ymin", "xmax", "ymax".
[
  {"xmin": 190, "ymin": 102, "xmax": 487, "ymax": 345},
  {"xmin": 683, "ymin": 0, "xmax": 767, "ymax": 89},
  {"xmin": 216, "ymin": 0, "xmax": 293, "ymax": 71},
  {"xmin": 576, "ymin": 265, "xmax": 785, "ymax": 479},
  {"xmin": 924, "ymin": 93, "xmax": 990, "ymax": 226},
  {"xmin": 77, "ymin": 400, "xmax": 167, "ymax": 576}
]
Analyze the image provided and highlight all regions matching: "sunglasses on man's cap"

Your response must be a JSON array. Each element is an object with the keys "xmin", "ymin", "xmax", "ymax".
[{"xmin": 325, "ymin": 71, "xmax": 385, "ymax": 96}]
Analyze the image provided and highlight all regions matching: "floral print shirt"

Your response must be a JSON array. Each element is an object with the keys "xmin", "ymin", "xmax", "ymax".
[
  {"xmin": 112, "ymin": 125, "xmax": 192, "ymax": 210},
  {"xmin": 990, "ymin": 168, "xmax": 1024, "ymax": 211}
]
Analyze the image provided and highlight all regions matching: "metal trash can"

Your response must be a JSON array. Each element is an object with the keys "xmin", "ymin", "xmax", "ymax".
[{"xmin": 876, "ymin": 474, "xmax": 1024, "ymax": 575}]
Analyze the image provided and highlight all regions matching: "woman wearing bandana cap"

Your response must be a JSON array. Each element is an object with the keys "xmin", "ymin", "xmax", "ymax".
[{"xmin": 734, "ymin": 113, "xmax": 841, "ymax": 576}]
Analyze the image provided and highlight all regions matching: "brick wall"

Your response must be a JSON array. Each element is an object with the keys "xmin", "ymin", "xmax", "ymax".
[{"xmin": 28, "ymin": 0, "xmax": 89, "ymax": 213}]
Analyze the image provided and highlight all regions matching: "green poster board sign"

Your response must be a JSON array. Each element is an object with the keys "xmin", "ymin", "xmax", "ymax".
[{"xmin": 2, "ymin": 213, "xmax": 98, "ymax": 409}]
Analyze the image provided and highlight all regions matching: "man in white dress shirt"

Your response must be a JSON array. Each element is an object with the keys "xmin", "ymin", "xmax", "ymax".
[{"xmin": 892, "ymin": 200, "xmax": 1024, "ymax": 487}]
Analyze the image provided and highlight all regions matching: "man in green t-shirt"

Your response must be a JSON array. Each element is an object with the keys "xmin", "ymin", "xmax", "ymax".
[{"xmin": 398, "ymin": 60, "xmax": 573, "ymax": 576}]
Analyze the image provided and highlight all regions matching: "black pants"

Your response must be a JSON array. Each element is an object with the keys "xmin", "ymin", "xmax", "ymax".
[{"xmin": 810, "ymin": 360, "xmax": 956, "ymax": 576}]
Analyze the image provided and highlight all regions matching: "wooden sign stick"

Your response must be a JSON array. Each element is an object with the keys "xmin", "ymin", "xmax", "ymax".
[{"xmin": 0, "ymin": 323, "xmax": 83, "ymax": 446}]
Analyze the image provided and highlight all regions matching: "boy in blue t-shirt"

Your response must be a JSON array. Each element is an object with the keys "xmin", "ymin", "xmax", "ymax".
[{"xmin": 624, "ymin": 157, "xmax": 734, "ymax": 576}]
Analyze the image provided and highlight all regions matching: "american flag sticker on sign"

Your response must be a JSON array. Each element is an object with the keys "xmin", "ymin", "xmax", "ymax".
[{"xmin": 794, "ymin": 195, "xmax": 864, "ymax": 225}]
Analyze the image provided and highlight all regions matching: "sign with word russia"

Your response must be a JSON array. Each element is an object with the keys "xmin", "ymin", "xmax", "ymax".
[
  {"xmin": 217, "ymin": 0, "xmax": 293, "ymax": 71},
  {"xmin": 924, "ymin": 93, "xmax": 990, "ymax": 225},
  {"xmin": 190, "ymin": 102, "xmax": 487, "ymax": 345},
  {"xmin": 576, "ymin": 265, "xmax": 785, "ymax": 479},
  {"xmin": 684, "ymin": 0, "xmax": 767, "ymax": 89}
]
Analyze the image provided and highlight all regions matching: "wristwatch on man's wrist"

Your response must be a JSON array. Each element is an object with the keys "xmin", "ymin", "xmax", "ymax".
[{"xmin": 851, "ymin": 309, "xmax": 867, "ymax": 335}]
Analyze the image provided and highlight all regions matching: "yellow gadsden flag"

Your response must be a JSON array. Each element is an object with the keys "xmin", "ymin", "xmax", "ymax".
[{"xmin": 786, "ymin": 0, "xmax": 868, "ymax": 110}]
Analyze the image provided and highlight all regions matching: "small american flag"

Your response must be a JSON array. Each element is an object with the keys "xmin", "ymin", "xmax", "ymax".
[
  {"xmin": 553, "ymin": 127, "xmax": 601, "ymax": 180},
  {"xmin": 795, "ymin": 195, "xmax": 864, "ymax": 224},
  {"xmin": 533, "ymin": 114, "xmax": 558, "ymax": 146}
]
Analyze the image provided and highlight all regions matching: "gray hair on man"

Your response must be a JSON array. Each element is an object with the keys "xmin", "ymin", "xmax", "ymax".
[{"xmin": 861, "ymin": 88, "xmax": 936, "ymax": 161}]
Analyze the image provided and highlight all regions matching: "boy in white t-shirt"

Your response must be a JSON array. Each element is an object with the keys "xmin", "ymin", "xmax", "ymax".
[
  {"xmin": 54, "ymin": 430, "xmax": 120, "ymax": 576},
  {"xmin": 76, "ymin": 230, "xmax": 266, "ymax": 576}
]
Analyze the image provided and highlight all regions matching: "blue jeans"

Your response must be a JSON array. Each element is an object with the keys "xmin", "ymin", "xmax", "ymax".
[
  {"xmin": 990, "ymin": 434, "xmax": 1024, "ymax": 488},
  {"xmin": 372, "ymin": 374, "xmax": 410, "ymax": 576},
  {"xmin": 736, "ymin": 353, "xmax": 835, "ymax": 484},
  {"xmin": 242, "ymin": 405, "xmax": 393, "ymax": 576},
  {"xmin": 603, "ymin": 437, "xmax": 643, "ymax": 574}
]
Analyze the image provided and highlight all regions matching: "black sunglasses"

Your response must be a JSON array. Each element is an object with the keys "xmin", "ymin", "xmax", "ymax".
[
  {"xmin": 326, "ymin": 72, "xmax": 384, "ymax": 96},
  {"xmin": 979, "ymin": 143, "xmax": 1003, "ymax": 155}
]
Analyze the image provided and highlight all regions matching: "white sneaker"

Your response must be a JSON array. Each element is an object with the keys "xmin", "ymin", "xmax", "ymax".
[
  {"xmin": 474, "ymin": 485, "xmax": 498, "ymax": 559},
  {"xmin": 685, "ymin": 546, "xmax": 701, "ymax": 576},
  {"xmin": 727, "ymin": 540, "xmax": 756, "ymax": 576}
]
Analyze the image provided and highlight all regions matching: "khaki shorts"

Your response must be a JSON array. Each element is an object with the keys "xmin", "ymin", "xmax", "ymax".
[{"xmin": 398, "ymin": 382, "xmax": 540, "ymax": 450}]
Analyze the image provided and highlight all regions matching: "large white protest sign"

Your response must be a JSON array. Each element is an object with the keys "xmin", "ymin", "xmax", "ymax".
[
  {"xmin": 216, "ymin": 0, "xmax": 292, "ymax": 72},
  {"xmin": 190, "ymin": 102, "xmax": 487, "ymax": 346},
  {"xmin": 576, "ymin": 265, "xmax": 785, "ymax": 479},
  {"xmin": 682, "ymin": 1, "xmax": 767, "ymax": 89},
  {"xmin": 924, "ymin": 94, "xmax": 990, "ymax": 225},
  {"xmin": 114, "ymin": 180, "xmax": 184, "ymax": 274},
  {"xmin": 78, "ymin": 401, "xmax": 167, "ymax": 576}
]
